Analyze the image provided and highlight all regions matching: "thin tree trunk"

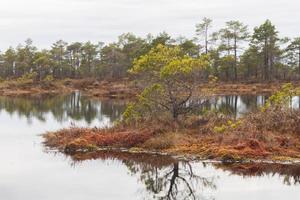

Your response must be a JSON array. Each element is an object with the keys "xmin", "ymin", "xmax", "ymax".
[
  {"xmin": 205, "ymin": 27, "xmax": 208, "ymax": 54},
  {"xmin": 298, "ymin": 47, "xmax": 300, "ymax": 75},
  {"xmin": 264, "ymin": 39, "xmax": 268, "ymax": 81},
  {"xmin": 234, "ymin": 36, "xmax": 238, "ymax": 81}
]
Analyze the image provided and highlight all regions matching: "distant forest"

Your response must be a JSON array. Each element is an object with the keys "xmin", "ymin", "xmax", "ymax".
[{"xmin": 1, "ymin": 19, "xmax": 300, "ymax": 82}]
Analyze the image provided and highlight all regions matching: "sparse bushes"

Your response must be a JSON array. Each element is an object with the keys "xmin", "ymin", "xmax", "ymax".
[
  {"xmin": 127, "ymin": 44, "xmax": 210, "ymax": 122},
  {"xmin": 244, "ymin": 108, "xmax": 300, "ymax": 134},
  {"xmin": 262, "ymin": 83, "xmax": 300, "ymax": 111},
  {"xmin": 235, "ymin": 84, "xmax": 300, "ymax": 135},
  {"xmin": 43, "ymin": 83, "xmax": 300, "ymax": 161},
  {"xmin": 198, "ymin": 84, "xmax": 300, "ymax": 160},
  {"xmin": 16, "ymin": 72, "xmax": 38, "ymax": 83},
  {"xmin": 213, "ymin": 120, "xmax": 242, "ymax": 134}
]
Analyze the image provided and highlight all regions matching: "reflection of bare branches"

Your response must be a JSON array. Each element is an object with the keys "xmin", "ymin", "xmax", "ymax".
[
  {"xmin": 165, "ymin": 163, "xmax": 196, "ymax": 200},
  {"xmin": 161, "ymin": 161, "xmax": 216, "ymax": 200},
  {"xmin": 53, "ymin": 150, "xmax": 216, "ymax": 200},
  {"xmin": 45, "ymin": 149, "xmax": 300, "ymax": 200}
]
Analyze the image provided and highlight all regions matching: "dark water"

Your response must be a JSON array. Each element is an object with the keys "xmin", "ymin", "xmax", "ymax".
[{"xmin": 0, "ymin": 93, "xmax": 299, "ymax": 200}]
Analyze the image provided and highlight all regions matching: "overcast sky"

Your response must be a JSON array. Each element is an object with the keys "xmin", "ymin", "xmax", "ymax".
[{"xmin": 0, "ymin": 0, "xmax": 299, "ymax": 49}]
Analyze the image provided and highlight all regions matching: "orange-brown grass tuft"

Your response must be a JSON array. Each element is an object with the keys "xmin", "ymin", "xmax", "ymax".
[{"xmin": 43, "ymin": 126, "xmax": 157, "ymax": 153}]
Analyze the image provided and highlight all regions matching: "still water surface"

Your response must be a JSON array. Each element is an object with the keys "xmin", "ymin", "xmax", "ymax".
[{"xmin": 0, "ymin": 93, "xmax": 299, "ymax": 200}]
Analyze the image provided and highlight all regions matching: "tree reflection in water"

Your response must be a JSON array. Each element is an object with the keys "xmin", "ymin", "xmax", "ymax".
[
  {"xmin": 1, "ymin": 93, "xmax": 289, "ymax": 124},
  {"xmin": 2, "ymin": 93, "xmax": 298, "ymax": 124},
  {"xmin": 66, "ymin": 151, "xmax": 216, "ymax": 200},
  {"xmin": 188, "ymin": 95, "xmax": 269, "ymax": 119},
  {"xmin": 0, "ymin": 92, "xmax": 126, "ymax": 124},
  {"xmin": 205, "ymin": 95, "xmax": 269, "ymax": 118},
  {"xmin": 61, "ymin": 151, "xmax": 300, "ymax": 199},
  {"xmin": 156, "ymin": 162, "xmax": 216, "ymax": 200},
  {"xmin": 208, "ymin": 95, "xmax": 300, "ymax": 118}
]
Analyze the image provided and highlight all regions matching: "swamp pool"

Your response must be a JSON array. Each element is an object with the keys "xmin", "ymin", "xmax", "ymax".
[{"xmin": 0, "ymin": 92, "xmax": 299, "ymax": 200}]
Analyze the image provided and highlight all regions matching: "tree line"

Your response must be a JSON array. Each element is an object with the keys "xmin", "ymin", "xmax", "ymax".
[{"xmin": 0, "ymin": 19, "xmax": 300, "ymax": 82}]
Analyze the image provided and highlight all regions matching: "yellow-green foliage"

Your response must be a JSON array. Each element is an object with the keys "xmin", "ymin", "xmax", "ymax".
[
  {"xmin": 214, "ymin": 120, "xmax": 242, "ymax": 133},
  {"xmin": 123, "ymin": 103, "xmax": 141, "ymax": 123},
  {"xmin": 160, "ymin": 56, "xmax": 209, "ymax": 78},
  {"xmin": 129, "ymin": 44, "xmax": 182, "ymax": 74},
  {"xmin": 130, "ymin": 44, "xmax": 210, "ymax": 78},
  {"xmin": 214, "ymin": 125, "xmax": 227, "ymax": 133},
  {"xmin": 262, "ymin": 83, "xmax": 300, "ymax": 112},
  {"xmin": 138, "ymin": 83, "xmax": 163, "ymax": 102},
  {"xmin": 208, "ymin": 75, "xmax": 218, "ymax": 84},
  {"xmin": 125, "ymin": 44, "xmax": 211, "ymax": 122},
  {"xmin": 228, "ymin": 120, "xmax": 242, "ymax": 129},
  {"xmin": 43, "ymin": 75, "xmax": 54, "ymax": 82},
  {"xmin": 16, "ymin": 72, "xmax": 38, "ymax": 84},
  {"xmin": 123, "ymin": 84, "xmax": 163, "ymax": 123}
]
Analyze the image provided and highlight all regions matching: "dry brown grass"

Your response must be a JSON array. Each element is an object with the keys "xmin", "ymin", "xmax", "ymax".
[
  {"xmin": 0, "ymin": 78, "xmax": 138, "ymax": 98},
  {"xmin": 43, "ymin": 126, "xmax": 159, "ymax": 153},
  {"xmin": 0, "ymin": 78, "xmax": 72, "ymax": 96},
  {"xmin": 194, "ymin": 108, "xmax": 300, "ymax": 161},
  {"xmin": 43, "ymin": 106, "xmax": 300, "ymax": 162},
  {"xmin": 198, "ymin": 82, "xmax": 300, "ymax": 95}
]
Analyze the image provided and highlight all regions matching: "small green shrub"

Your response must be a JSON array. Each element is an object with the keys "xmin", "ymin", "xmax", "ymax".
[
  {"xmin": 43, "ymin": 75, "xmax": 54, "ymax": 82},
  {"xmin": 16, "ymin": 72, "xmax": 38, "ymax": 84},
  {"xmin": 262, "ymin": 83, "xmax": 300, "ymax": 112},
  {"xmin": 213, "ymin": 125, "xmax": 227, "ymax": 133},
  {"xmin": 213, "ymin": 120, "xmax": 242, "ymax": 134}
]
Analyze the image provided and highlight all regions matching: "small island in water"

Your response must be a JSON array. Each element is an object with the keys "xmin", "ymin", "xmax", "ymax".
[
  {"xmin": 0, "ymin": 18, "xmax": 300, "ymax": 163},
  {"xmin": 2, "ymin": 0, "xmax": 300, "ymax": 198}
]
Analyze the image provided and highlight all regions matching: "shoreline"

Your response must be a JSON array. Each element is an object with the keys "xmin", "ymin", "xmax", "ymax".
[
  {"xmin": 42, "ymin": 122, "xmax": 300, "ymax": 165},
  {"xmin": 4, "ymin": 79, "xmax": 298, "ymax": 164},
  {"xmin": 44, "ymin": 146, "xmax": 300, "ymax": 165},
  {"xmin": 1, "ymin": 79, "xmax": 300, "ymax": 98}
]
